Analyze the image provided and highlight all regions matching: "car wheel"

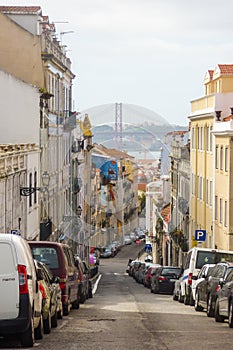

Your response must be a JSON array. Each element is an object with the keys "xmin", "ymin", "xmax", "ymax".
[
  {"xmin": 72, "ymin": 297, "xmax": 80, "ymax": 309},
  {"xmin": 189, "ymin": 293, "xmax": 195, "ymax": 306},
  {"xmin": 51, "ymin": 309, "xmax": 58, "ymax": 328},
  {"xmin": 178, "ymin": 288, "xmax": 184, "ymax": 303},
  {"xmin": 215, "ymin": 298, "xmax": 225, "ymax": 323},
  {"xmin": 195, "ymin": 292, "xmax": 203, "ymax": 312},
  {"xmin": 57, "ymin": 305, "xmax": 63, "ymax": 319},
  {"xmin": 20, "ymin": 316, "xmax": 34, "ymax": 347},
  {"xmin": 207, "ymin": 294, "xmax": 214, "ymax": 317},
  {"xmin": 173, "ymin": 292, "xmax": 178, "ymax": 301},
  {"xmin": 88, "ymin": 283, "xmax": 93, "ymax": 298},
  {"xmin": 34, "ymin": 314, "xmax": 43, "ymax": 340},
  {"xmin": 228, "ymin": 300, "xmax": 233, "ymax": 328},
  {"xmin": 63, "ymin": 296, "xmax": 71, "ymax": 315},
  {"xmin": 43, "ymin": 310, "xmax": 51, "ymax": 334},
  {"xmin": 184, "ymin": 290, "xmax": 190, "ymax": 305}
]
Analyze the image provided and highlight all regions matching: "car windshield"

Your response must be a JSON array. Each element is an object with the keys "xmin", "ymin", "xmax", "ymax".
[
  {"xmin": 161, "ymin": 268, "xmax": 182, "ymax": 276},
  {"xmin": 196, "ymin": 251, "xmax": 233, "ymax": 269},
  {"xmin": 31, "ymin": 247, "xmax": 59, "ymax": 269}
]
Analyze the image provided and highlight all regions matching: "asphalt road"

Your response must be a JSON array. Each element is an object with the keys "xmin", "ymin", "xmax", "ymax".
[{"xmin": 1, "ymin": 241, "xmax": 233, "ymax": 349}]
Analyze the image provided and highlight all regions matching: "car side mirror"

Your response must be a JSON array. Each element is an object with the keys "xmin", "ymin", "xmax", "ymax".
[
  {"xmin": 36, "ymin": 268, "xmax": 43, "ymax": 281},
  {"xmin": 52, "ymin": 276, "xmax": 60, "ymax": 284},
  {"xmin": 219, "ymin": 277, "xmax": 224, "ymax": 287}
]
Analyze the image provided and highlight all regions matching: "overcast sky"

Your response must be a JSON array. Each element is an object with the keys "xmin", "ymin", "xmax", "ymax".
[{"xmin": 3, "ymin": 0, "xmax": 233, "ymax": 126}]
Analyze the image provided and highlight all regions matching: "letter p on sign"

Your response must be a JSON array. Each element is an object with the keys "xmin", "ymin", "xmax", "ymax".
[{"xmin": 194, "ymin": 230, "xmax": 206, "ymax": 242}]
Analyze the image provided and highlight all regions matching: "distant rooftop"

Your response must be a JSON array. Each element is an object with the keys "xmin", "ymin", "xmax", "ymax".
[{"xmin": 0, "ymin": 6, "xmax": 42, "ymax": 14}]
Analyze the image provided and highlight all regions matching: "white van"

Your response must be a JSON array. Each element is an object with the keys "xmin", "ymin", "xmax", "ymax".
[
  {"xmin": 180, "ymin": 247, "xmax": 233, "ymax": 305},
  {"xmin": 0, "ymin": 234, "xmax": 43, "ymax": 347}
]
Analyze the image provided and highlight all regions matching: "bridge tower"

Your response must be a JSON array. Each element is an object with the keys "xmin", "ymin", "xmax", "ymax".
[{"xmin": 114, "ymin": 102, "xmax": 122, "ymax": 150}]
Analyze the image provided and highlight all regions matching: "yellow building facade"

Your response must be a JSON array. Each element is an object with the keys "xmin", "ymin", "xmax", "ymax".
[{"xmin": 189, "ymin": 64, "xmax": 233, "ymax": 250}]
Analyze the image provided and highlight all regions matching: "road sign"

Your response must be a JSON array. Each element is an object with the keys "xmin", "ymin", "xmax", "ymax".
[
  {"xmin": 194, "ymin": 230, "xmax": 206, "ymax": 242},
  {"xmin": 11, "ymin": 230, "xmax": 21, "ymax": 236},
  {"xmin": 144, "ymin": 243, "xmax": 152, "ymax": 253}
]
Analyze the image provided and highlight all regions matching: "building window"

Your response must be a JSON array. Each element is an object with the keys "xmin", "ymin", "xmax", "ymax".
[
  {"xmin": 206, "ymin": 179, "xmax": 209, "ymax": 204},
  {"xmin": 206, "ymin": 126, "xmax": 209, "ymax": 151},
  {"xmin": 224, "ymin": 201, "xmax": 228, "ymax": 227},
  {"xmin": 220, "ymin": 146, "xmax": 223, "ymax": 170},
  {"xmin": 215, "ymin": 195, "xmax": 218, "ymax": 220},
  {"xmin": 225, "ymin": 147, "xmax": 229, "ymax": 172},
  {"xmin": 29, "ymin": 173, "xmax": 32, "ymax": 207},
  {"xmin": 34, "ymin": 171, "xmax": 37, "ymax": 204},
  {"xmin": 199, "ymin": 177, "xmax": 203, "ymax": 200},
  {"xmin": 210, "ymin": 126, "xmax": 213, "ymax": 152},
  {"xmin": 219, "ymin": 198, "xmax": 222, "ymax": 224},
  {"xmin": 192, "ymin": 128, "xmax": 195, "ymax": 149},
  {"xmin": 209, "ymin": 181, "xmax": 213, "ymax": 206},
  {"xmin": 192, "ymin": 173, "xmax": 195, "ymax": 195},
  {"xmin": 215, "ymin": 146, "xmax": 218, "ymax": 169},
  {"xmin": 198, "ymin": 127, "xmax": 203, "ymax": 150}
]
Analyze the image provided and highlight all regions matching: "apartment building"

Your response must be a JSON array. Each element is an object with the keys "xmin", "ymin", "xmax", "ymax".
[
  {"xmin": 212, "ymin": 110, "xmax": 233, "ymax": 250},
  {"xmin": 0, "ymin": 6, "xmax": 76, "ymax": 243},
  {"xmin": 0, "ymin": 68, "xmax": 40, "ymax": 239},
  {"xmin": 189, "ymin": 64, "xmax": 233, "ymax": 250},
  {"xmin": 92, "ymin": 144, "xmax": 138, "ymax": 246}
]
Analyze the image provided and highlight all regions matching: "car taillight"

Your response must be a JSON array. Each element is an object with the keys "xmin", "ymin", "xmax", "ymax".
[
  {"xmin": 158, "ymin": 276, "xmax": 166, "ymax": 282},
  {"xmin": 18, "ymin": 264, "xmax": 29, "ymax": 295},
  {"xmin": 39, "ymin": 284, "xmax": 46, "ymax": 299},
  {"xmin": 78, "ymin": 271, "xmax": 83, "ymax": 283},
  {"xmin": 187, "ymin": 273, "xmax": 193, "ymax": 286},
  {"xmin": 59, "ymin": 274, "xmax": 67, "ymax": 290},
  {"xmin": 216, "ymin": 285, "xmax": 221, "ymax": 293}
]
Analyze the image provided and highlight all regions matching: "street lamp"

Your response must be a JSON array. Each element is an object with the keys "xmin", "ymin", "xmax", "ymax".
[
  {"xmin": 60, "ymin": 31, "xmax": 74, "ymax": 44},
  {"xmin": 20, "ymin": 171, "xmax": 50, "ymax": 196}
]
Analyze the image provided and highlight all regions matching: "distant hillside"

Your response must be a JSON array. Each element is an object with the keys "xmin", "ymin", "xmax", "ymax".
[
  {"xmin": 79, "ymin": 103, "xmax": 171, "ymax": 127},
  {"xmin": 80, "ymin": 103, "xmax": 187, "ymax": 150},
  {"xmin": 92, "ymin": 123, "xmax": 187, "ymax": 151}
]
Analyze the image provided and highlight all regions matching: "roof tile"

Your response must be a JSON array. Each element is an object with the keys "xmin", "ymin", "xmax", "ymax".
[{"xmin": 0, "ymin": 6, "xmax": 42, "ymax": 14}]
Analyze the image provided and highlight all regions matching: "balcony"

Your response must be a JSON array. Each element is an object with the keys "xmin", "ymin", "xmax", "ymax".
[{"xmin": 190, "ymin": 92, "xmax": 233, "ymax": 118}]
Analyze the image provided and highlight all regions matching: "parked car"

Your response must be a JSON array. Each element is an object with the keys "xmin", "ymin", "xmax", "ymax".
[
  {"xmin": 107, "ymin": 243, "xmax": 118, "ymax": 256},
  {"xmin": 28, "ymin": 241, "xmax": 79, "ymax": 316},
  {"xmin": 215, "ymin": 267, "xmax": 233, "ymax": 327},
  {"xmin": 0, "ymin": 234, "xmax": 43, "ymax": 347},
  {"xmin": 191, "ymin": 264, "xmax": 215, "ymax": 306},
  {"xmin": 131, "ymin": 261, "xmax": 141, "ymax": 279},
  {"xmin": 124, "ymin": 234, "xmax": 132, "ymax": 245},
  {"xmin": 82, "ymin": 260, "xmax": 93, "ymax": 299},
  {"xmin": 112, "ymin": 240, "xmax": 122, "ymax": 251},
  {"xmin": 34, "ymin": 260, "xmax": 62, "ymax": 334},
  {"xmin": 136, "ymin": 262, "xmax": 147, "ymax": 284},
  {"xmin": 180, "ymin": 247, "xmax": 233, "ymax": 306},
  {"xmin": 127, "ymin": 260, "xmax": 137, "ymax": 276},
  {"xmin": 151, "ymin": 266, "xmax": 183, "ymax": 294},
  {"xmin": 144, "ymin": 265, "xmax": 161, "ymax": 288},
  {"xmin": 129, "ymin": 232, "xmax": 137, "ymax": 242},
  {"xmin": 74, "ymin": 255, "xmax": 89, "ymax": 304},
  {"xmin": 100, "ymin": 246, "xmax": 114, "ymax": 258},
  {"xmin": 173, "ymin": 276, "xmax": 182, "ymax": 301},
  {"xmin": 195, "ymin": 261, "xmax": 233, "ymax": 316}
]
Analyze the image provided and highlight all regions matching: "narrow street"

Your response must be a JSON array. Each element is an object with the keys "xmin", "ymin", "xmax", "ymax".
[{"xmin": 1, "ymin": 242, "xmax": 233, "ymax": 350}]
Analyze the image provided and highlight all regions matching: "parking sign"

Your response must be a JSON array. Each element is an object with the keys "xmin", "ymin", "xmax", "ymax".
[{"xmin": 194, "ymin": 230, "xmax": 206, "ymax": 242}]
